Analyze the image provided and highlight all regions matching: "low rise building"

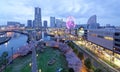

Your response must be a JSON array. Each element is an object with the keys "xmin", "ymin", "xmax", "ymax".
[{"xmin": 86, "ymin": 28, "xmax": 120, "ymax": 67}]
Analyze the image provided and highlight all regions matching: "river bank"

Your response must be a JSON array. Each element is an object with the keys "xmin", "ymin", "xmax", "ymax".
[{"xmin": 0, "ymin": 37, "xmax": 11, "ymax": 45}]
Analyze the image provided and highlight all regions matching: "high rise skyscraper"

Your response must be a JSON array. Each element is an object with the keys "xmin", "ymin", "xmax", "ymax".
[
  {"xmin": 33, "ymin": 7, "xmax": 42, "ymax": 28},
  {"xmin": 50, "ymin": 17, "xmax": 56, "ymax": 27},
  {"xmin": 27, "ymin": 20, "xmax": 32, "ymax": 28},
  {"xmin": 43, "ymin": 20, "xmax": 48, "ymax": 28},
  {"xmin": 87, "ymin": 15, "xmax": 99, "ymax": 29},
  {"xmin": 56, "ymin": 19, "xmax": 63, "ymax": 28}
]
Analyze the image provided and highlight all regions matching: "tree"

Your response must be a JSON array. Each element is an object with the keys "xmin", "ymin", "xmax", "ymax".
[
  {"xmin": 69, "ymin": 68, "xmax": 74, "ymax": 72},
  {"xmin": 67, "ymin": 42, "xmax": 74, "ymax": 49},
  {"xmin": 1, "ymin": 51, "xmax": 8, "ymax": 65},
  {"xmin": 84, "ymin": 58, "xmax": 92, "ymax": 69},
  {"xmin": 2, "ymin": 58, "xmax": 8, "ymax": 65},
  {"xmin": 73, "ymin": 48, "xmax": 79, "ymax": 55},
  {"xmin": 2, "ymin": 51, "xmax": 8, "ymax": 58},
  {"xmin": 94, "ymin": 68, "xmax": 102, "ymax": 72},
  {"xmin": 0, "ymin": 57, "xmax": 2, "ymax": 67},
  {"xmin": 78, "ymin": 52, "xmax": 84, "ymax": 60}
]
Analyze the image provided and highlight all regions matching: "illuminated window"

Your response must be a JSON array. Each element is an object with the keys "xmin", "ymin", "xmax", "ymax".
[
  {"xmin": 91, "ymin": 34, "xmax": 97, "ymax": 37},
  {"xmin": 104, "ymin": 36, "xmax": 113, "ymax": 40}
]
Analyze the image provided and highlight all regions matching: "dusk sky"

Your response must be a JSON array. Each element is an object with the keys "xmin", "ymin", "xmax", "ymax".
[{"xmin": 0, "ymin": 0, "xmax": 120, "ymax": 26}]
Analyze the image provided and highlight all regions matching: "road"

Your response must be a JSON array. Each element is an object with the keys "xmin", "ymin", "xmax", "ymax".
[{"xmin": 73, "ymin": 41, "xmax": 119, "ymax": 72}]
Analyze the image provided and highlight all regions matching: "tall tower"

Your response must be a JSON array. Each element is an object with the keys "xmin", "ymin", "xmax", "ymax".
[
  {"xmin": 27, "ymin": 20, "xmax": 32, "ymax": 28},
  {"xmin": 43, "ymin": 20, "xmax": 48, "ymax": 28},
  {"xmin": 34, "ymin": 7, "xmax": 42, "ymax": 28},
  {"xmin": 50, "ymin": 17, "xmax": 56, "ymax": 28},
  {"xmin": 87, "ymin": 15, "xmax": 99, "ymax": 29}
]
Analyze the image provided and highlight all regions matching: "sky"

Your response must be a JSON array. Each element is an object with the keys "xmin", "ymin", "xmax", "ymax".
[{"xmin": 0, "ymin": 0, "xmax": 120, "ymax": 26}]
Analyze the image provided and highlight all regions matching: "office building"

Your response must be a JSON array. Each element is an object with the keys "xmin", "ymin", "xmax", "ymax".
[
  {"xmin": 114, "ymin": 30, "xmax": 120, "ymax": 54},
  {"xmin": 87, "ymin": 15, "xmax": 100, "ymax": 29},
  {"xmin": 87, "ymin": 29, "xmax": 114, "ymax": 50},
  {"xmin": 56, "ymin": 19, "xmax": 63, "ymax": 28},
  {"xmin": 43, "ymin": 20, "xmax": 47, "ymax": 28},
  {"xmin": 27, "ymin": 20, "xmax": 32, "ymax": 28},
  {"xmin": 75, "ymin": 24, "xmax": 88, "ymax": 29},
  {"xmin": 86, "ymin": 28, "xmax": 120, "ymax": 64},
  {"xmin": 86, "ymin": 28, "xmax": 120, "ymax": 67},
  {"xmin": 50, "ymin": 17, "xmax": 56, "ymax": 28},
  {"xmin": 33, "ymin": 7, "xmax": 42, "ymax": 28},
  {"xmin": 62, "ymin": 21, "xmax": 66, "ymax": 28},
  {"xmin": 7, "ymin": 21, "xmax": 25, "ymax": 28},
  {"xmin": 7, "ymin": 21, "xmax": 20, "ymax": 26}
]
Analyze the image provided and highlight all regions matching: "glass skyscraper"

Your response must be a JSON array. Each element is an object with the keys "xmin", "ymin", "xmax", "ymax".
[
  {"xmin": 50, "ymin": 17, "xmax": 56, "ymax": 28},
  {"xmin": 33, "ymin": 7, "xmax": 42, "ymax": 28}
]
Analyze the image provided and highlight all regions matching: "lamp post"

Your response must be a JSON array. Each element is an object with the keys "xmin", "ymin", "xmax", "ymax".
[{"xmin": 11, "ymin": 47, "xmax": 13, "ymax": 63}]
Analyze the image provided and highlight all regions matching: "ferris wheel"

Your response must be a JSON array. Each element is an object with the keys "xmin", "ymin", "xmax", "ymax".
[{"xmin": 66, "ymin": 16, "xmax": 76, "ymax": 29}]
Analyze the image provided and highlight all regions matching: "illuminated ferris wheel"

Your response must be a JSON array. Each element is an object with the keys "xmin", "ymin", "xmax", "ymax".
[{"xmin": 66, "ymin": 16, "xmax": 76, "ymax": 29}]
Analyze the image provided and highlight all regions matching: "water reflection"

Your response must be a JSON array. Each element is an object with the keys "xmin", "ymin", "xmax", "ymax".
[
  {"xmin": 0, "ymin": 32, "xmax": 50, "ymax": 56},
  {"xmin": 0, "ymin": 33, "xmax": 27, "ymax": 56},
  {"xmin": 4, "ymin": 42, "xmax": 9, "ymax": 47}
]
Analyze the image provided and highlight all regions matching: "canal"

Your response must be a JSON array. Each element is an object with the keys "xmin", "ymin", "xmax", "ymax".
[
  {"xmin": 0, "ymin": 32, "xmax": 50, "ymax": 56},
  {"xmin": 0, "ymin": 33, "xmax": 28, "ymax": 56}
]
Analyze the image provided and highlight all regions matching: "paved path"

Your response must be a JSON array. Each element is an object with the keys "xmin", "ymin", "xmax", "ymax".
[{"xmin": 31, "ymin": 42, "xmax": 38, "ymax": 72}]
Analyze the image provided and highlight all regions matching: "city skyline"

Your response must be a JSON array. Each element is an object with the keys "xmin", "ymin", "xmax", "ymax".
[
  {"xmin": 0, "ymin": 0, "xmax": 120, "ymax": 26},
  {"xmin": 0, "ymin": 1, "xmax": 120, "ymax": 71}
]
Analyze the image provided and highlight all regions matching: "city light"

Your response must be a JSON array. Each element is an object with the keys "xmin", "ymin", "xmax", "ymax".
[
  {"xmin": 0, "ymin": 1, "xmax": 120, "ymax": 72},
  {"xmin": 66, "ymin": 16, "xmax": 76, "ymax": 29},
  {"xmin": 104, "ymin": 36, "xmax": 113, "ymax": 40},
  {"xmin": 36, "ymin": 54, "xmax": 38, "ymax": 57},
  {"xmin": 39, "ymin": 69, "xmax": 41, "ymax": 72},
  {"xmin": 29, "ymin": 63, "xmax": 32, "ymax": 66}
]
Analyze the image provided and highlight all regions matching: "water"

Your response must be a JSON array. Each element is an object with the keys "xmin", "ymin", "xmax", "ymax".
[
  {"xmin": 0, "ymin": 33, "xmax": 28, "ymax": 56},
  {"xmin": 42, "ymin": 32, "xmax": 50, "ymax": 41},
  {"xmin": 0, "ymin": 32, "xmax": 51, "ymax": 56}
]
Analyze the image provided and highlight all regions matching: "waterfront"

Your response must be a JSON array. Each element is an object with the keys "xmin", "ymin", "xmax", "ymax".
[
  {"xmin": 0, "ymin": 33, "xmax": 28, "ymax": 56},
  {"xmin": 0, "ymin": 32, "xmax": 50, "ymax": 56}
]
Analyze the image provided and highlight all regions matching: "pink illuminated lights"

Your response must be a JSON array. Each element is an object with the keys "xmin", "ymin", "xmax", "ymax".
[{"xmin": 66, "ymin": 16, "xmax": 76, "ymax": 29}]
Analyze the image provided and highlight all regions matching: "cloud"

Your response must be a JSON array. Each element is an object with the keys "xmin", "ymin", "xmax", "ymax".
[{"xmin": 0, "ymin": 0, "xmax": 120, "ymax": 26}]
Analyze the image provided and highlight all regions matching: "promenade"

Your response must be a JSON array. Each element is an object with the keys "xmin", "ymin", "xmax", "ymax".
[{"xmin": 73, "ymin": 41, "xmax": 120, "ymax": 72}]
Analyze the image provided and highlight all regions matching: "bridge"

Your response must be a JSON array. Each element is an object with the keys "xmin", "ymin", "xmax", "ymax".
[
  {"xmin": 46, "ymin": 27, "xmax": 81, "ymax": 41},
  {"xmin": 0, "ymin": 30, "xmax": 29, "ymax": 36},
  {"xmin": 53, "ymin": 35, "xmax": 80, "ymax": 41},
  {"xmin": 47, "ymin": 31, "xmax": 80, "ymax": 41}
]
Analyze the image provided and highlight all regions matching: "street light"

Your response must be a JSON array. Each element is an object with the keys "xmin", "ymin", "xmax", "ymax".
[
  {"xmin": 29, "ymin": 63, "xmax": 32, "ymax": 66},
  {"xmin": 39, "ymin": 69, "xmax": 41, "ymax": 72},
  {"xmin": 36, "ymin": 54, "xmax": 38, "ymax": 57},
  {"xmin": 11, "ymin": 47, "xmax": 13, "ymax": 63}
]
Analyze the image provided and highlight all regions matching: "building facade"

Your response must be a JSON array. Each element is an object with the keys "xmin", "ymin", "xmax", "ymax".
[
  {"xmin": 43, "ymin": 20, "xmax": 48, "ymax": 28},
  {"xmin": 7, "ymin": 21, "xmax": 25, "ymax": 28},
  {"xmin": 87, "ymin": 28, "xmax": 120, "ymax": 54},
  {"xmin": 87, "ymin": 29, "xmax": 114, "ymax": 50},
  {"xmin": 87, "ymin": 15, "xmax": 99, "ymax": 29},
  {"xmin": 50, "ymin": 17, "xmax": 56, "ymax": 28},
  {"xmin": 7, "ymin": 21, "xmax": 20, "ymax": 26},
  {"xmin": 56, "ymin": 19, "xmax": 63, "ymax": 28},
  {"xmin": 27, "ymin": 20, "xmax": 32, "ymax": 28},
  {"xmin": 33, "ymin": 7, "xmax": 42, "ymax": 28},
  {"xmin": 114, "ymin": 30, "xmax": 120, "ymax": 54},
  {"xmin": 86, "ymin": 28, "xmax": 120, "ymax": 67}
]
